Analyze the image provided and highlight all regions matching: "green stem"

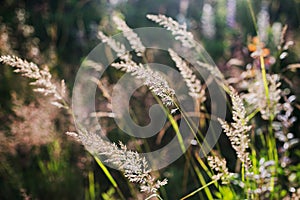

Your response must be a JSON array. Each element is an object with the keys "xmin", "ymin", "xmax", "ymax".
[
  {"xmin": 268, "ymin": 122, "xmax": 278, "ymax": 194},
  {"xmin": 260, "ymin": 55, "xmax": 279, "ymax": 194},
  {"xmin": 93, "ymin": 155, "xmax": 126, "ymax": 200},
  {"xmin": 180, "ymin": 180, "xmax": 218, "ymax": 200},
  {"xmin": 173, "ymin": 100, "xmax": 214, "ymax": 156},
  {"xmin": 247, "ymin": 0, "xmax": 258, "ymax": 33},
  {"xmin": 241, "ymin": 162, "xmax": 245, "ymax": 182},
  {"xmin": 166, "ymin": 111, "xmax": 186, "ymax": 153},
  {"xmin": 190, "ymin": 158, "xmax": 214, "ymax": 200},
  {"xmin": 260, "ymin": 55, "xmax": 271, "ymax": 107},
  {"xmin": 247, "ymin": 108, "xmax": 260, "ymax": 121},
  {"xmin": 88, "ymin": 170, "xmax": 95, "ymax": 200}
]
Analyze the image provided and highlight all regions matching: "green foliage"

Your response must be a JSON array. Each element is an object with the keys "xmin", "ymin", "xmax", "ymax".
[{"xmin": 0, "ymin": 140, "xmax": 88, "ymax": 200}]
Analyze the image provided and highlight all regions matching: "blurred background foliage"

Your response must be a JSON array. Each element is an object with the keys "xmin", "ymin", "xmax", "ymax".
[{"xmin": 0, "ymin": 0, "xmax": 299, "ymax": 199}]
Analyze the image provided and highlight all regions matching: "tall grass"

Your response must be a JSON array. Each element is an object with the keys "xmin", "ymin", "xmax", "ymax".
[{"xmin": 1, "ymin": 1, "xmax": 300, "ymax": 199}]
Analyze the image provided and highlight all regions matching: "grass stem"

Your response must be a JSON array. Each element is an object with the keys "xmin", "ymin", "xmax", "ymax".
[{"xmin": 180, "ymin": 179, "xmax": 218, "ymax": 200}]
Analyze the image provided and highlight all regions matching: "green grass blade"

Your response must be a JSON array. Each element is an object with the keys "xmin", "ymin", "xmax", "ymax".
[{"xmin": 93, "ymin": 155, "xmax": 126, "ymax": 200}]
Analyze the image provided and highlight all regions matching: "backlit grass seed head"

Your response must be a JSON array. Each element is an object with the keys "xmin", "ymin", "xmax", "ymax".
[
  {"xmin": 98, "ymin": 28, "xmax": 175, "ymax": 106},
  {"xmin": 147, "ymin": 14, "xmax": 195, "ymax": 49},
  {"xmin": 147, "ymin": 14, "xmax": 225, "ymax": 82},
  {"xmin": 112, "ymin": 15, "xmax": 146, "ymax": 56},
  {"xmin": 265, "ymin": 74, "xmax": 282, "ymax": 119},
  {"xmin": 0, "ymin": 55, "xmax": 66, "ymax": 108},
  {"xmin": 112, "ymin": 60, "xmax": 175, "ymax": 106},
  {"xmin": 243, "ymin": 73, "xmax": 281, "ymax": 120},
  {"xmin": 97, "ymin": 31, "xmax": 130, "ymax": 61},
  {"xmin": 168, "ymin": 49, "xmax": 205, "ymax": 102},
  {"xmin": 208, "ymin": 155, "xmax": 232, "ymax": 184},
  {"xmin": 218, "ymin": 87, "xmax": 252, "ymax": 170},
  {"xmin": 66, "ymin": 131, "xmax": 167, "ymax": 195}
]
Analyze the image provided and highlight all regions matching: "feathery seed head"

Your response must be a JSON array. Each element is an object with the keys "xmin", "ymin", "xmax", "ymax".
[
  {"xmin": 218, "ymin": 87, "xmax": 252, "ymax": 170},
  {"xmin": 147, "ymin": 14, "xmax": 195, "ymax": 49},
  {"xmin": 168, "ymin": 49, "xmax": 205, "ymax": 102},
  {"xmin": 0, "ymin": 55, "xmax": 66, "ymax": 108},
  {"xmin": 112, "ymin": 15, "xmax": 146, "ymax": 56},
  {"xmin": 208, "ymin": 155, "xmax": 232, "ymax": 184}
]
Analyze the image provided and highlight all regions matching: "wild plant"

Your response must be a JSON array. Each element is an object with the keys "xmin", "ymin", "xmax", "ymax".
[{"xmin": 1, "ymin": 3, "xmax": 300, "ymax": 200}]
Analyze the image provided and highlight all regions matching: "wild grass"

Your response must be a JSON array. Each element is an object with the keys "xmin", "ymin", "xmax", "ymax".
[{"xmin": 1, "ymin": 1, "xmax": 300, "ymax": 200}]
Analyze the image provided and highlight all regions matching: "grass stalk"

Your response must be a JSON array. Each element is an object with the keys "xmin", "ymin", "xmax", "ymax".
[
  {"xmin": 241, "ymin": 162, "xmax": 245, "ymax": 182},
  {"xmin": 190, "ymin": 157, "xmax": 214, "ymax": 200},
  {"xmin": 88, "ymin": 170, "xmax": 95, "ymax": 200},
  {"xmin": 93, "ymin": 155, "xmax": 126, "ymax": 200},
  {"xmin": 180, "ymin": 179, "xmax": 218, "ymax": 200},
  {"xmin": 260, "ymin": 55, "xmax": 271, "ymax": 106}
]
